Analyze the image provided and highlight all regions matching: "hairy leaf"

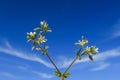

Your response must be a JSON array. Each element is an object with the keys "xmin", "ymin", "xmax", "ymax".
[
  {"xmin": 34, "ymin": 27, "xmax": 41, "ymax": 31},
  {"xmin": 89, "ymin": 55, "xmax": 93, "ymax": 61},
  {"xmin": 54, "ymin": 71, "xmax": 61, "ymax": 77},
  {"xmin": 63, "ymin": 72, "xmax": 70, "ymax": 78}
]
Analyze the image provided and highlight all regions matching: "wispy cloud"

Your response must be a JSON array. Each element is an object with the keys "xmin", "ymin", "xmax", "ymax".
[
  {"xmin": 56, "ymin": 56, "xmax": 72, "ymax": 68},
  {"xmin": 1, "ymin": 40, "xmax": 120, "ymax": 71},
  {"xmin": 80, "ymin": 47, "xmax": 120, "ymax": 62},
  {"xmin": 58, "ymin": 47, "xmax": 120, "ymax": 69},
  {"xmin": 17, "ymin": 66, "xmax": 28, "ymax": 70},
  {"xmin": 111, "ymin": 20, "xmax": 120, "ymax": 38},
  {"xmin": 113, "ymin": 31, "xmax": 120, "ymax": 38},
  {"xmin": 32, "ymin": 71, "xmax": 54, "ymax": 79},
  {"xmin": 16, "ymin": 64, "xmax": 54, "ymax": 79},
  {"xmin": 17, "ymin": 65, "xmax": 54, "ymax": 79},
  {"xmin": 90, "ymin": 63, "xmax": 110, "ymax": 71},
  {"xmin": 0, "ymin": 72, "xmax": 16, "ymax": 79},
  {"xmin": 0, "ymin": 41, "xmax": 53, "ymax": 68}
]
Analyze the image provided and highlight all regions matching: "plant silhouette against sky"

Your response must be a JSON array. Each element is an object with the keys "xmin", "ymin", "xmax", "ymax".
[{"xmin": 26, "ymin": 21, "xmax": 98, "ymax": 80}]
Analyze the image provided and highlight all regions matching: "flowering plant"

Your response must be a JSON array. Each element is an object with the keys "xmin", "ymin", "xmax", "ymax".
[{"xmin": 27, "ymin": 21, "xmax": 98, "ymax": 80}]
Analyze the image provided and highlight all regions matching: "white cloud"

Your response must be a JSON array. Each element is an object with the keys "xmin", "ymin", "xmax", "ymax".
[
  {"xmin": 113, "ymin": 31, "xmax": 120, "ymax": 38},
  {"xmin": 0, "ymin": 40, "xmax": 120, "ymax": 71},
  {"xmin": 0, "ymin": 72, "xmax": 16, "ymax": 79},
  {"xmin": 56, "ymin": 56, "xmax": 72, "ymax": 68},
  {"xmin": 90, "ymin": 63, "xmax": 110, "ymax": 71},
  {"xmin": 111, "ymin": 20, "xmax": 120, "ymax": 38},
  {"xmin": 0, "ymin": 41, "xmax": 53, "ymax": 69},
  {"xmin": 17, "ymin": 66, "xmax": 28, "ymax": 70},
  {"xmin": 58, "ymin": 47, "xmax": 120, "ymax": 69},
  {"xmin": 32, "ymin": 71, "xmax": 54, "ymax": 79},
  {"xmin": 16, "ymin": 65, "xmax": 54, "ymax": 79},
  {"xmin": 80, "ymin": 47, "xmax": 120, "ymax": 62}
]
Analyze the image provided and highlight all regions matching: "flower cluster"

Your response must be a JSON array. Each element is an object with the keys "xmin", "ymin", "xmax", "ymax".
[
  {"xmin": 75, "ymin": 36, "xmax": 88, "ymax": 47},
  {"xmin": 27, "ymin": 32, "xmax": 36, "ymax": 42},
  {"xmin": 27, "ymin": 21, "xmax": 52, "ymax": 54},
  {"xmin": 37, "ymin": 35, "xmax": 47, "ymax": 44},
  {"xmin": 75, "ymin": 36, "xmax": 98, "ymax": 61},
  {"xmin": 84, "ymin": 46, "xmax": 98, "ymax": 54},
  {"xmin": 34, "ymin": 21, "xmax": 52, "ymax": 34},
  {"xmin": 83, "ymin": 46, "xmax": 98, "ymax": 61},
  {"xmin": 27, "ymin": 21, "xmax": 99, "ymax": 79}
]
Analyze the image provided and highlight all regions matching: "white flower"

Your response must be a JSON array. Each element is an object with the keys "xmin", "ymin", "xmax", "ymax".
[
  {"xmin": 30, "ymin": 32, "xmax": 33, "ymax": 34},
  {"xmin": 84, "ymin": 46, "xmax": 98, "ymax": 54},
  {"xmin": 40, "ymin": 21, "xmax": 52, "ymax": 33},
  {"xmin": 84, "ymin": 46, "xmax": 91, "ymax": 53},
  {"xmin": 27, "ymin": 32, "xmax": 36, "ymax": 40},
  {"xmin": 75, "ymin": 39, "xmax": 88, "ymax": 47},
  {"xmin": 38, "ymin": 36, "xmax": 47, "ymax": 43},
  {"xmin": 40, "ymin": 21, "xmax": 48, "ymax": 29},
  {"xmin": 40, "ymin": 21, "xmax": 44, "ymax": 25},
  {"xmin": 33, "ymin": 32, "xmax": 36, "ymax": 34},
  {"xmin": 95, "ymin": 47, "xmax": 98, "ymax": 53}
]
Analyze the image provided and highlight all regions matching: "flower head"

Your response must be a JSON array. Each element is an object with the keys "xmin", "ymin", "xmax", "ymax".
[
  {"xmin": 38, "ymin": 35, "xmax": 47, "ymax": 44},
  {"xmin": 90, "ymin": 46, "xmax": 98, "ymax": 54},
  {"xmin": 83, "ymin": 46, "xmax": 98, "ymax": 61},
  {"xmin": 84, "ymin": 46, "xmax": 98, "ymax": 54},
  {"xmin": 27, "ymin": 32, "xmax": 36, "ymax": 42},
  {"xmin": 75, "ymin": 36, "xmax": 88, "ymax": 47},
  {"xmin": 40, "ymin": 21, "xmax": 52, "ymax": 33},
  {"xmin": 40, "ymin": 21, "xmax": 48, "ymax": 29}
]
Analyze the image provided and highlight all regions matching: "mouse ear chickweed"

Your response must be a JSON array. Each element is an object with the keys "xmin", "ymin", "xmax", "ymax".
[{"xmin": 26, "ymin": 20, "xmax": 98, "ymax": 80}]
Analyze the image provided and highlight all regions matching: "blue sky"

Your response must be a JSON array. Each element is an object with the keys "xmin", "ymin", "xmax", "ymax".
[{"xmin": 0, "ymin": 0, "xmax": 120, "ymax": 80}]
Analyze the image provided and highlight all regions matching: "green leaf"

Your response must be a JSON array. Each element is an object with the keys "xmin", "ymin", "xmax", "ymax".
[
  {"xmin": 36, "ymin": 48, "xmax": 42, "ymax": 50},
  {"xmin": 63, "ymin": 72, "xmax": 70, "ymax": 78},
  {"xmin": 32, "ymin": 45, "xmax": 35, "ymax": 50},
  {"xmin": 77, "ymin": 53, "xmax": 82, "ymax": 60},
  {"xmin": 41, "ymin": 46, "xmax": 49, "ymax": 55},
  {"xmin": 27, "ymin": 39, "xmax": 33, "ymax": 42},
  {"xmin": 89, "ymin": 55, "xmax": 93, "ymax": 61},
  {"xmin": 47, "ymin": 29, "xmax": 52, "ymax": 32},
  {"xmin": 32, "ymin": 40, "xmax": 37, "ymax": 50},
  {"xmin": 42, "ymin": 49, "xmax": 47, "ymax": 55},
  {"xmin": 34, "ymin": 27, "xmax": 41, "ymax": 31},
  {"xmin": 54, "ymin": 71, "xmax": 61, "ymax": 77},
  {"xmin": 38, "ymin": 34, "xmax": 40, "ymax": 38}
]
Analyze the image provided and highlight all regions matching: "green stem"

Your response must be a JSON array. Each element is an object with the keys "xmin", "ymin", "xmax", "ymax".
[
  {"xmin": 46, "ymin": 52, "xmax": 61, "ymax": 73},
  {"xmin": 60, "ymin": 76, "xmax": 64, "ymax": 80},
  {"xmin": 63, "ymin": 47, "xmax": 82, "ymax": 74},
  {"xmin": 40, "ymin": 32, "xmax": 61, "ymax": 74},
  {"xmin": 38, "ymin": 44, "xmax": 61, "ymax": 74},
  {"xmin": 63, "ymin": 56, "xmax": 78, "ymax": 74}
]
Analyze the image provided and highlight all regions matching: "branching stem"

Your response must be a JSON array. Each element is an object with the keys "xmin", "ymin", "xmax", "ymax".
[
  {"xmin": 63, "ymin": 47, "xmax": 82, "ymax": 74},
  {"xmin": 63, "ymin": 56, "xmax": 78, "ymax": 74},
  {"xmin": 40, "ymin": 33, "xmax": 61, "ymax": 74},
  {"xmin": 46, "ymin": 52, "xmax": 61, "ymax": 73}
]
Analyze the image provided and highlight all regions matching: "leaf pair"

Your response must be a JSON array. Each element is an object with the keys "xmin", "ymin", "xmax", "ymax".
[{"xmin": 54, "ymin": 71, "xmax": 70, "ymax": 78}]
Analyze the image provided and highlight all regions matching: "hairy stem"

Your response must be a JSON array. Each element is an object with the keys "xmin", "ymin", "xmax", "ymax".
[
  {"xmin": 46, "ymin": 52, "xmax": 61, "ymax": 73},
  {"xmin": 38, "ymin": 44, "xmax": 61, "ymax": 73},
  {"xmin": 40, "ymin": 33, "xmax": 61, "ymax": 74},
  {"xmin": 63, "ymin": 47, "xmax": 82, "ymax": 74},
  {"xmin": 60, "ymin": 76, "xmax": 64, "ymax": 80},
  {"xmin": 63, "ymin": 56, "xmax": 78, "ymax": 74}
]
